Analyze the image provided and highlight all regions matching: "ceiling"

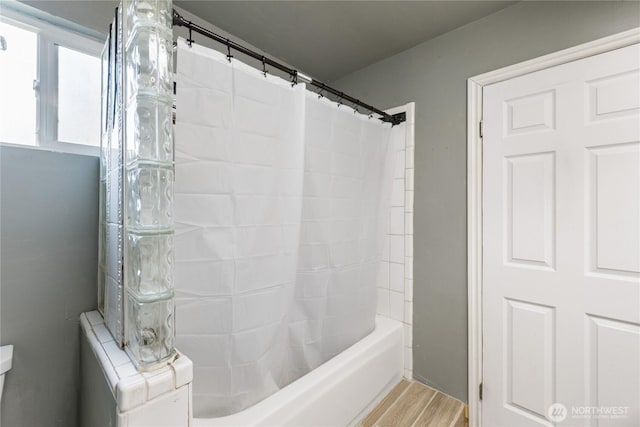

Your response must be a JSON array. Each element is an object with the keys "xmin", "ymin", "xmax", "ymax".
[
  {"xmin": 20, "ymin": 1, "xmax": 516, "ymax": 82},
  {"xmin": 20, "ymin": 1, "xmax": 119, "ymax": 33},
  {"xmin": 175, "ymin": 1, "xmax": 516, "ymax": 81}
]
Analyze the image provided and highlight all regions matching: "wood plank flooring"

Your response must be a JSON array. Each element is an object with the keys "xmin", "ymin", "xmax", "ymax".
[{"xmin": 361, "ymin": 380, "xmax": 466, "ymax": 427}]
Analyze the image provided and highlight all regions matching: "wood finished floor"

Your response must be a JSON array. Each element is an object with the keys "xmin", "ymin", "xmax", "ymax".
[{"xmin": 360, "ymin": 380, "xmax": 467, "ymax": 427}]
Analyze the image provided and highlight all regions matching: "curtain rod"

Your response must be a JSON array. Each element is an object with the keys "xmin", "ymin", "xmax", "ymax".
[{"xmin": 172, "ymin": 9, "xmax": 406, "ymax": 126}]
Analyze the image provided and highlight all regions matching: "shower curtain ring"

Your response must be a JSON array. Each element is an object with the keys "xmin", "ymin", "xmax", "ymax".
[
  {"xmin": 261, "ymin": 56, "xmax": 267, "ymax": 77},
  {"xmin": 291, "ymin": 70, "xmax": 298, "ymax": 87},
  {"xmin": 226, "ymin": 40, "xmax": 233, "ymax": 62},
  {"xmin": 187, "ymin": 26, "xmax": 194, "ymax": 47},
  {"xmin": 337, "ymin": 94, "xmax": 344, "ymax": 108},
  {"xmin": 318, "ymin": 83, "xmax": 325, "ymax": 99}
]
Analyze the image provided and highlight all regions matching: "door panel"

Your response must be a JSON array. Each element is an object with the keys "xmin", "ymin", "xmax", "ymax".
[
  {"xmin": 586, "ymin": 316, "xmax": 640, "ymax": 426},
  {"xmin": 587, "ymin": 142, "xmax": 640, "ymax": 277},
  {"xmin": 504, "ymin": 299, "xmax": 556, "ymax": 421},
  {"xmin": 483, "ymin": 43, "xmax": 640, "ymax": 427},
  {"xmin": 505, "ymin": 152, "xmax": 556, "ymax": 270}
]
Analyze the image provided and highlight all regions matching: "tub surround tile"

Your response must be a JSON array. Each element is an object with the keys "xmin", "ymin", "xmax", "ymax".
[
  {"xmin": 406, "ymin": 123, "xmax": 415, "ymax": 147},
  {"xmin": 389, "ymin": 236, "xmax": 405, "ymax": 264},
  {"xmin": 404, "ymin": 369, "xmax": 413, "ymax": 380},
  {"xmin": 405, "ymin": 279, "xmax": 413, "ymax": 302},
  {"xmin": 172, "ymin": 354, "xmax": 194, "ymax": 388},
  {"xmin": 389, "ymin": 208, "xmax": 404, "ymax": 235},
  {"xmin": 405, "ymin": 149, "xmax": 414, "ymax": 169},
  {"xmin": 377, "ymin": 288, "xmax": 390, "ymax": 317},
  {"xmin": 405, "ymin": 169, "xmax": 414, "ymax": 190},
  {"xmin": 403, "ymin": 323, "xmax": 413, "ymax": 347},
  {"xmin": 384, "ymin": 212, "xmax": 391, "ymax": 235},
  {"xmin": 389, "ymin": 291, "xmax": 404, "ymax": 322},
  {"xmin": 404, "ymin": 301, "xmax": 413, "ymax": 325},
  {"xmin": 391, "ymin": 179, "xmax": 405, "ymax": 206},
  {"xmin": 94, "ymin": 323, "xmax": 115, "ymax": 344},
  {"xmin": 390, "ymin": 262, "xmax": 404, "ymax": 293},
  {"xmin": 405, "ymin": 103, "xmax": 416, "ymax": 126},
  {"xmin": 80, "ymin": 311, "xmax": 193, "ymax": 417},
  {"xmin": 393, "ymin": 131, "xmax": 405, "ymax": 152},
  {"xmin": 378, "ymin": 262, "xmax": 390, "ymax": 289},
  {"xmin": 404, "ymin": 347, "xmax": 413, "ymax": 371},
  {"xmin": 405, "ymin": 235, "xmax": 413, "ymax": 258},
  {"xmin": 115, "ymin": 363, "xmax": 139, "ymax": 379},
  {"xmin": 144, "ymin": 369, "xmax": 174, "ymax": 400},
  {"xmin": 395, "ymin": 151, "xmax": 406, "ymax": 179},
  {"xmin": 405, "ymin": 190, "xmax": 414, "ymax": 213},
  {"xmin": 87, "ymin": 310, "xmax": 106, "ymax": 326},
  {"xmin": 117, "ymin": 375, "xmax": 147, "ymax": 412},
  {"xmin": 404, "ymin": 213, "xmax": 413, "ymax": 235},
  {"xmin": 188, "ymin": 382, "xmax": 194, "ymax": 420},
  {"xmin": 377, "ymin": 104, "xmax": 414, "ymax": 380},
  {"xmin": 124, "ymin": 385, "xmax": 190, "ymax": 427},
  {"xmin": 405, "ymin": 258, "xmax": 413, "ymax": 280},
  {"xmin": 382, "ymin": 235, "xmax": 390, "ymax": 262},
  {"xmin": 104, "ymin": 340, "xmax": 132, "ymax": 367},
  {"xmin": 97, "ymin": 341, "xmax": 112, "ymax": 368},
  {"xmin": 103, "ymin": 359, "xmax": 120, "ymax": 395},
  {"xmin": 117, "ymin": 412, "xmax": 127, "ymax": 427}
]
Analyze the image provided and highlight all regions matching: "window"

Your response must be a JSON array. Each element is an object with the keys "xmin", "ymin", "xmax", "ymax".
[
  {"xmin": 0, "ymin": 6, "xmax": 103, "ymax": 155},
  {"xmin": 0, "ymin": 21, "xmax": 37, "ymax": 145},
  {"xmin": 57, "ymin": 46, "xmax": 101, "ymax": 146}
]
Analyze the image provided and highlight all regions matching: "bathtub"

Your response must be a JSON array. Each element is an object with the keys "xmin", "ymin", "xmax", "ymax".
[{"xmin": 193, "ymin": 316, "xmax": 404, "ymax": 427}]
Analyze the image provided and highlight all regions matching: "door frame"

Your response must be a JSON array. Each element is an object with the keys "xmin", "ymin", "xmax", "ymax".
[{"xmin": 466, "ymin": 27, "xmax": 640, "ymax": 427}]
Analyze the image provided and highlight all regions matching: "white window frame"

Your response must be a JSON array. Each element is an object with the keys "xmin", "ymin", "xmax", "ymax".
[{"xmin": 0, "ymin": 6, "xmax": 104, "ymax": 156}]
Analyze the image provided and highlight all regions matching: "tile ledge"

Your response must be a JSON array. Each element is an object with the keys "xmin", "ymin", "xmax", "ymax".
[{"xmin": 80, "ymin": 311, "xmax": 194, "ymax": 413}]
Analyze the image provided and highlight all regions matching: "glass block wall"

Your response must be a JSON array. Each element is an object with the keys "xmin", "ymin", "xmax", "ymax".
[
  {"xmin": 99, "ymin": 0, "xmax": 175, "ymax": 370},
  {"xmin": 99, "ymin": 6, "xmax": 125, "ymax": 346}
]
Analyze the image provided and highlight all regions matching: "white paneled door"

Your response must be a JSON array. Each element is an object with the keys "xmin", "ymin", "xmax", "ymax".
[{"xmin": 483, "ymin": 44, "xmax": 640, "ymax": 427}]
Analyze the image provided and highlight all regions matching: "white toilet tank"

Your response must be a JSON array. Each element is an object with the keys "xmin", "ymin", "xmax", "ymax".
[{"xmin": 0, "ymin": 345, "xmax": 13, "ymax": 402}]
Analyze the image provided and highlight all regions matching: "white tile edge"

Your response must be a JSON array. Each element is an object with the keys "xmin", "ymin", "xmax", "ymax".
[
  {"xmin": 81, "ymin": 311, "xmax": 194, "ymax": 413},
  {"xmin": 379, "ymin": 101, "xmax": 414, "ymax": 371}
]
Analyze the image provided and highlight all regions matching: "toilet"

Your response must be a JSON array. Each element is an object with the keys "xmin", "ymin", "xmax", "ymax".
[{"xmin": 0, "ymin": 345, "xmax": 13, "ymax": 402}]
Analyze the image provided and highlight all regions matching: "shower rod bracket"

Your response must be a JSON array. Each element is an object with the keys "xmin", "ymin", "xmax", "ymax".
[
  {"xmin": 171, "ymin": 9, "xmax": 406, "ymax": 126},
  {"xmin": 389, "ymin": 112, "xmax": 406, "ymax": 126}
]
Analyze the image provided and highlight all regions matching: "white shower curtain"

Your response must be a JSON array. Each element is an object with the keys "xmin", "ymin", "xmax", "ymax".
[{"xmin": 174, "ymin": 38, "xmax": 392, "ymax": 417}]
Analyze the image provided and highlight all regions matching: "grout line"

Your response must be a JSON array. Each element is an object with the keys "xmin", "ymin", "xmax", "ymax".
[
  {"xmin": 409, "ymin": 388, "xmax": 439, "ymax": 427},
  {"xmin": 372, "ymin": 380, "xmax": 413, "ymax": 427}
]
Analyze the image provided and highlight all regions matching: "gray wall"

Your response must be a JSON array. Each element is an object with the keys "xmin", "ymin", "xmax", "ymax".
[
  {"xmin": 333, "ymin": 0, "xmax": 640, "ymax": 402},
  {"xmin": 0, "ymin": 146, "xmax": 99, "ymax": 427},
  {"xmin": 79, "ymin": 332, "xmax": 117, "ymax": 427}
]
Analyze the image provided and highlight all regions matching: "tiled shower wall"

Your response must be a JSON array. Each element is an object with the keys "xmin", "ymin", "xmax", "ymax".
[{"xmin": 377, "ymin": 103, "xmax": 415, "ymax": 380}]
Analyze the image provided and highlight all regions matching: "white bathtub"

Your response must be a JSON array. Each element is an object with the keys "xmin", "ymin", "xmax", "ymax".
[{"xmin": 193, "ymin": 316, "xmax": 404, "ymax": 427}]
